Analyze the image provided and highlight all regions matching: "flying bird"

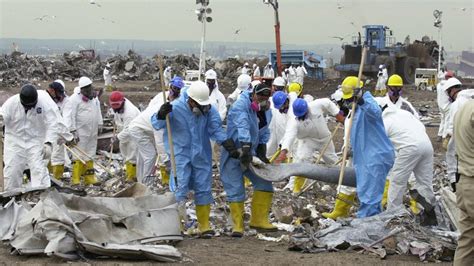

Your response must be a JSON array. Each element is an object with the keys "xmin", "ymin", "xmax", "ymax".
[
  {"xmin": 90, "ymin": 0, "xmax": 102, "ymax": 7},
  {"xmin": 102, "ymin": 17, "xmax": 116, "ymax": 23},
  {"xmin": 329, "ymin": 36, "xmax": 345, "ymax": 41},
  {"xmin": 336, "ymin": 3, "xmax": 343, "ymax": 9},
  {"xmin": 234, "ymin": 29, "xmax": 241, "ymax": 35},
  {"xmin": 34, "ymin": 15, "xmax": 49, "ymax": 21}
]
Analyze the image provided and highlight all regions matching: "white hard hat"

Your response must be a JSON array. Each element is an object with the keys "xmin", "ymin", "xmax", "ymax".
[
  {"xmin": 379, "ymin": 64, "xmax": 383, "ymax": 69},
  {"xmin": 273, "ymin": 77, "xmax": 286, "ymax": 87},
  {"xmin": 331, "ymin": 89, "xmax": 343, "ymax": 102},
  {"xmin": 78, "ymin": 76, "xmax": 92, "ymax": 88},
  {"xmin": 244, "ymin": 62, "xmax": 249, "ymax": 67},
  {"xmin": 54, "ymin": 79, "xmax": 65, "ymax": 90},
  {"xmin": 188, "ymin": 81, "xmax": 211, "ymax": 105},
  {"xmin": 443, "ymin": 77, "xmax": 462, "ymax": 92},
  {"xmin": 252, "ymin": 63, "xmax": 257, "ymax": 68},
  {"xmin": 250, "ymin": 80, "xmax": 261, "ymax": 90},
  {"xmin": 237, "ymin": 74, "xmax": 251, "ymax": 90},
  {"xmin": 267, "ymin": 62, "xmax": 272, "ymax": 65},
  {"xmin": 106, "ymin": 63, "xmax": 111, "ymax": 68},
  {"xmin": 205, "ymin": 69, "xmax": 217, "ymax": 80}
]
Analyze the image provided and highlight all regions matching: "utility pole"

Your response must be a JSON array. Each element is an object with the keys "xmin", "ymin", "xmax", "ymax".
[
  {"xmin": 196, "ymin": 0, "xmax": 213, "ymax": 80},
  {"xmin": 263, "ymin": 0, "xmax": 282, "ymax": 76},
  {"xmin": 433, "ymin": 9, "xmax": 443, "ymax": 73}
]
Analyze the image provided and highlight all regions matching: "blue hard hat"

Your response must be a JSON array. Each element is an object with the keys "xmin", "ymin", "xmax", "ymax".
[
  {"xmin": 272, "ymin": 91, "xmax": 288, "ymax": 109},
  {"xmin": 292, "ymin": 98, "xmax": 308, "ymax": 117},
  {"xmin": 170, "ymin": 76, "xmax": 185, "ymax": 89}
]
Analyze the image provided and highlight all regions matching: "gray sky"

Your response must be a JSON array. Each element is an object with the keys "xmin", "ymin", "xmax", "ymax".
[{"xmin": 1, "ymin": 0, "xmax": 473, "ymax": 50}]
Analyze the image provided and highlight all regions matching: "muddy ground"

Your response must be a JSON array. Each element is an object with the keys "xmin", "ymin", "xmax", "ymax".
[{"xmin": 0, "ymin": 78, "xmax": 453, "ymax": 265}]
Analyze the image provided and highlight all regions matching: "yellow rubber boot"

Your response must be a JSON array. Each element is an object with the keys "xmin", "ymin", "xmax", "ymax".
[
  {"xmin": 249, "ymin": 191, "xmax": 277, "ymax": 232},
  {"xmin": 160, "ymin": 165, "xmax": 170, "ymax": 185},
  {"xmin": 293, "ymin": 176, "xmax": 306, "ymax": 194},
  {"xmin": 229, "ymin": 202, "xmax": 245, "ymax": 237},
  {"xmin": 125, "ymin": 161, "xmax": 137, "ymax": 182},
  {"xmin": 52, "ymin": 165, "xmax": 65, "ymax": 180},
  {"xmin": 196, "ymin": 205, "xmax": 214, "ymax": 238},
  {"xmin": 72, "ymin": 161, "xmax": 84, "ymax": 185},
  {"xmin": 409, "ymin": 198, "xmax": 420, "ymax": 214},
  {"xmin": 244, "ymin": 176, "xmax": 252, "ymax": 187},
  {"xmin": 321, "ymin": 193, "xmax": 356, "ymax": 220},
  {"xmin": 84, "ymin": 160, "xmax": 99, "ymax": 185},
  {"xmin": 382, "ymin": 180, "xmax": 390, "ymax": 208}
]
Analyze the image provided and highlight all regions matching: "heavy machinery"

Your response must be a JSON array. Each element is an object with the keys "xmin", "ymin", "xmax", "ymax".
[{"xmin": 335, "ymin": 25, "xmax": 442, "ymax": 84}]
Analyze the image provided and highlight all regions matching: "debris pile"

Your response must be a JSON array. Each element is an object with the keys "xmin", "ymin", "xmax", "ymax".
[{"xmin": 0, "ymin": 50, "xmax": 264, "ymax": 87}]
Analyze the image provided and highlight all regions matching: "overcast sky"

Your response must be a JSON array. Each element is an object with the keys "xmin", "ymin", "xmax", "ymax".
[{"xmin": 0, "ymin": 0, "xmax": 473, "ymax": 51}]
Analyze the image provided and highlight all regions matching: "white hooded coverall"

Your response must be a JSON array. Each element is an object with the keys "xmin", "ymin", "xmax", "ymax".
[
  {"xmin": 62, "ymin": 93, "xmax": 103, "ymax": 158},
  {"xmin": 1, "ymin": 93, "xmax": 61, "ymax": 190},
  {"xmin": 295, "ymin": 65, "xmax": 307, "ymax": 85},
  {"xmin": 103, "ymin": 68, "xmax": 112, "ymax": 86},
  {"xmin": 436, "ymin": 79, "xmax": 451, "ymax": 138},
  {"xmin": 114, "ymin": 99, "xmax": 141, "ymax": 163},
  {"xmin": 446, "ymin": 89, "xmax": 474, "ymax": 183},
  {"xmin": 263, "ymin": 66, "xmax": 274, "ymax": 78},
  {"xmin": 382, "ymin": 106, "xmax": 435, "ymax": 209}
]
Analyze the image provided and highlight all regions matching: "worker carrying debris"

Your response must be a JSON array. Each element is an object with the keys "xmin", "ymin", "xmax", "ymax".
[
  {"xmin": 1, "ymin": 84, "xmax": 62, "ymax": 190},
  {"xmin": 374, "ymin": 64, "xmax": 388, "ymax": 96},
  {"xmin": 103, "ymin": 63, "xmax": 112, "ymax": 90},
  {"xmin": 109, "ymin": 91, "xmax": 141, "ymax": 182},
  {"xmin": 380, "ymin": 105, "xmax": 435, "ymax": 213},
  {"xmin": 266, "ymin": 91, "xmax": 290, "ymax": 158},
  {"xmin": 151, "ymin": 81, "xmax": 231, "ymax": 238},
  {"xmin": 263, "ymin": 62, "xmax": 274, "ymax": 78},
  {"xmin": 325, "ymin": 76, "xmax": 394, "ymax": 218},
  {"xmin": 375, "ymin": 74, "xmax": 419, "ymax": 119},
  {"xmin": 443, "ymin": 78, "xmax": 474, "ymax": 192},
  {"xmin": 63, "ymin": 77, "xmax": 103, "ymax": 186},
  {"xmin": 274, "ymin": 96, "xmax": 345, "ymax": 194},
  {"xmin": 220, "ymin": 83, "xmax": 276, "ymax": 237},
  {"xmin": 453, "ymin": 99, "xmax": 474, "ymax": 266}
]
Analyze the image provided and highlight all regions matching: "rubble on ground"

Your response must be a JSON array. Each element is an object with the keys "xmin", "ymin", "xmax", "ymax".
[{"xmin": 0, "ymin": 50, "xmax": 263, "ymax": 88}]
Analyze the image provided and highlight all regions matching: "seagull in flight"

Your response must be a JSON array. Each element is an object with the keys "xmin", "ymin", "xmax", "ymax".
[
  {"xmin": 102, "ymin": 17, "xmax": 116, "ymax": 23},
  {"xmin": 336, "ymin": 3, "xmax": 343, "ymax": 9},
  {"xmin": 90, "ymin": 0, "xmax": 102, "ymax": 7},
  {"xmin": 329, "ymin": 36, "xmax": 345, "ymax": 41},
  {"xmin": 34, "ymin": 15, "xmax": 49, "ymax": 21},
  {"xmin": 234, "ymin": 29, "xmax": 241, "ymax": 35}
]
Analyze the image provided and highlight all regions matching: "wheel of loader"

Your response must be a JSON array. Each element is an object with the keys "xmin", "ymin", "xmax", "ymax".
[{"xmin": 398, "ymin": 57, "xmax": 419, "ymax": 84}]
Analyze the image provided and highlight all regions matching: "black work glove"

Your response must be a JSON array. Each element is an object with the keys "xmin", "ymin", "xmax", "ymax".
[
  {"xmin": 256, "ymin": 143, "xmax": 270, "ymax": 164},
  {"xmin": 222, "ymin": 139, "xmax": 240, "ymax": 159},
  {"xmin": 157, "ymin": 102, "xmax": 172, "ymax": 120},
  {"xmin": 240, "ymin": 142, "xmax": 252, "ymax": 167},
  {"xmin": 451, "ymin": 182, "xmax": 456, "ymax": 193}
]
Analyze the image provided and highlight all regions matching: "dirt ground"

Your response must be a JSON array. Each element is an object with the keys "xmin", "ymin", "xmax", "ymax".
[{"xmin": 0, "ymin": 78, "xmax": 453, "ymax": 265}]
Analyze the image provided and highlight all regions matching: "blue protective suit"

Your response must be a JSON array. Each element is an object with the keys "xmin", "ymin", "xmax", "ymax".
[
  {"xmin": 220, "ymin": 90, "xmax": 273, "ymax": 202},
  {"xmin": 351, "ymin": 92, "xmax": 395, "ymax": 218},
  {"xmin": 151, "ymin": 92, "xmax": 227, "ymax": 205}
]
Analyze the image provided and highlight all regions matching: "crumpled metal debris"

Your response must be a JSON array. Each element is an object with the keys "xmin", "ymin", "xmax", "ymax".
[
  {"xmin": 1, "ymin": 189, "xmax": 183, "ymax": 262},
  {"xmin": 289, "ymin": 207, "xmax": 457, "ymax": 262}
]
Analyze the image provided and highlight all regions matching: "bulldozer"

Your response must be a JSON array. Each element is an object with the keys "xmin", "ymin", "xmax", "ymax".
[{"xmin": 335, "ymin": 25, "xmax": 442, "ymax": 84}]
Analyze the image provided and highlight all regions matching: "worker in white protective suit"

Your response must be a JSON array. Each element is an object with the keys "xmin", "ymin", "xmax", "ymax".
[
  {"xmin": 103, "ymin": 63, "xmax": 112, "ymax": 90},
  {"xmin": 45, "ymin": 80, "xmax": 71, "ymax": 180},
  {"xmin": 436, "ymin": 71, "xmax": 454, "ymax": 142},
  {"xmin": 375, "ymin": 74, "xmax": 419, "ymax": 119},
  {"xmin": 287, "ymin": 63, "xmax": 297, "ymax": 83},
  {"xmin": 163, "ymin": 66, "xmax": 173, "ymax": 87},
  {"xmin": 63, "ymin": 77, "xmax": 103, "ymax": 186},
  {"xmin": 295, "ymin": 63, "xmax": 307, "ymax": 85},
  {"xmin": 109, "ymin": 91, "xmax": 141, "ymax": 182},
  {"xmin": 375, "ymin": 64, "xmax": 388, "ymax": 96},
  {"xmin": 241, "ymin": 62, "xmax": 250, "ymax": 75},
  {"xmin": 263, "ymin": 62, "xmax": 274, "ymax": 78},
  {"xmin": 443, "ymin": 78, "xmax": 474, "ymax": 192},
  {"xmin": 1, "ymin": 84, "xmax": 62, "ymax": 191},
  {"xmin": 227, "ymin": 74, "xmax": 252, "ymax": 106},
  {"xmin": 274, "ymin": 97, "xmax": 344, "ymax": 193},
  {"xmin": 252, "ymin": 64, "xmax": 261, "ymax": 79},
  {"xmin": 205, "ymin": 69, "xmax": 227, "ymax": 121},
  {"xmin": 381, "ymin": 105, "xmax": 435, "ymax": 212},
  {"xmin": 129, "ymin": 76, "xmax": 185, "ymax": 184}
]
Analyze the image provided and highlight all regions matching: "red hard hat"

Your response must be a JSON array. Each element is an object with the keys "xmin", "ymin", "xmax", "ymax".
[
  {"xmin": 109, "ymin": 91, "xmax": 124, "ymax": 109},
  {"xmin": 445, "ymin": 71, "xmax": 454, "ymax": 79}
]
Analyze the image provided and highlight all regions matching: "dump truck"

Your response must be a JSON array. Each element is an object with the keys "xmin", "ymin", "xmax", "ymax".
[{"xmin": 335, "ymin": 25, "xmax": 442, "ymax": 84}]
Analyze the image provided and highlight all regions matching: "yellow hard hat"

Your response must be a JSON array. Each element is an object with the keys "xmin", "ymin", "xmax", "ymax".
[
  {"xmin": 341, "ymin": 76, "xmax": 363, "ymax": 99},
  {"xmin": 387, "ymin": 74, "xmax": 403, "ymax": 87},
  {"xmin": 288, "ymin": 82, "xmax": 303, "ymax": 95}
]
